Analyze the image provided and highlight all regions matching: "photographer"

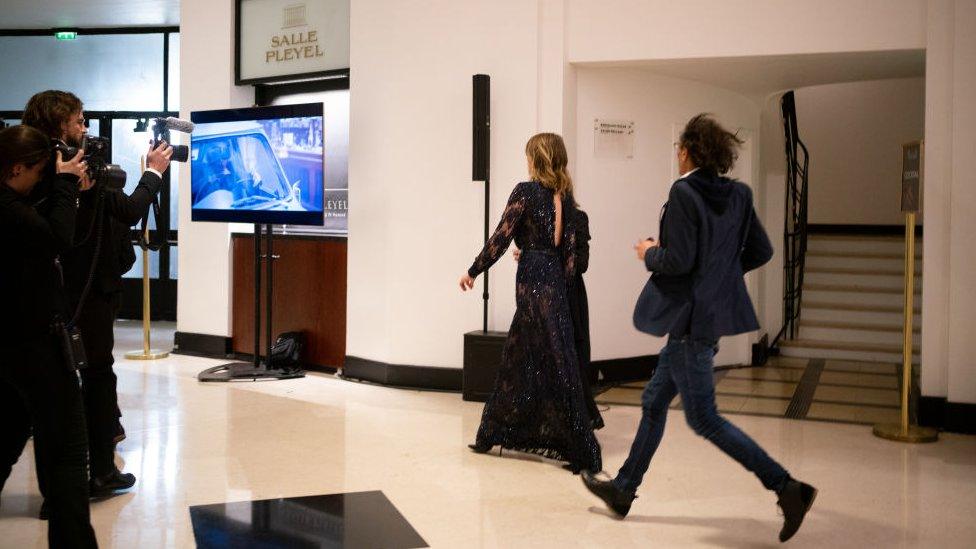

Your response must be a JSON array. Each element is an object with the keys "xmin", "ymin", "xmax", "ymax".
[
  {"xmin": 0, "ymin": 125, "xmax": 98, "ymax": 547},
  {"xmin": 22, "ymin": 90, "xmax": 173, "ymax": 496}
]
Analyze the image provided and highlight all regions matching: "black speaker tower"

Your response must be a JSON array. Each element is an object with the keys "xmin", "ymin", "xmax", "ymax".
[{"xmin": 472, "ymin": 74, "xmax": 490, "ymax": 333}]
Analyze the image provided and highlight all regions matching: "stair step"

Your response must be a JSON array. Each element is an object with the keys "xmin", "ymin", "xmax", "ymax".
[
  {"xmin": 807, "ymin": 251, "xmax": 922, "ymax": 260},
  {"xmin": 807, "ymin": 235, "xmax": 922, "ymax": 255},
  {"xmin": 806, "ymin": 254, "xmax": 919, "ymax": 272},
  {"xmin": 805, "ymin": 271, "xmax": 922, "ymax": 290},
  {"xmin": 800, "ymin": 320, "xmax": 920, "ymax": 334},
  {"xmin": 780, "ymin": 338, "xmax": 917, "ymax": 355},
  {"xmin": 802, "ymin": 302, "xmax": 919, "ymax": 325},
  {"xmin": 809, "ymin": 234, "xmax": 908, "ymax": 242},
  {"xmin": 803, "ymin": 301, "xmax": 920, "ymax": 314},
  {"xmin": 799, "ymin": 324, "xmax": 920, "ymax": 346},
  {"xmin": 806, "ymin": 267, "xmax": 921, "ymax": 277},
  {"xmin": 778, "ymin": 342, "xmax": 919, "ymax": 365},
  {"xmin": 804, "ymin": 283, "xmax": 916, "ymax": 295}
]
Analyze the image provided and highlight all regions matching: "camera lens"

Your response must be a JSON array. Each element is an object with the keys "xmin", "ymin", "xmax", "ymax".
[{"xmin": 171, "ymin": 145, "xmax": 190, "ymax": 163}]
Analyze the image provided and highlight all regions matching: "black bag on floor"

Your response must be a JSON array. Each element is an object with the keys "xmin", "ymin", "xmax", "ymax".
[{"xmin": 270, "ymin": 331, "xmax": 305, "ymax": 371}]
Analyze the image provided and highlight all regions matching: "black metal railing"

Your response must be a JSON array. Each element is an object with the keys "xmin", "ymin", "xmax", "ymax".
[{"xmin": 773, "ymin": 91, "xmax": 810, "ymax": 347}]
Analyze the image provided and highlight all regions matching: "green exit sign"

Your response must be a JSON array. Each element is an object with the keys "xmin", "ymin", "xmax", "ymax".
[{"xmin": 55, "ymin": 31, "xmax": 78, "ymax": 41}]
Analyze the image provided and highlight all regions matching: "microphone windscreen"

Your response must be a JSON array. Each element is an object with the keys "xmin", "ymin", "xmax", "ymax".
[{"xmin": 163, "ymin": 117, "xmax": 195, "ymax": 133}]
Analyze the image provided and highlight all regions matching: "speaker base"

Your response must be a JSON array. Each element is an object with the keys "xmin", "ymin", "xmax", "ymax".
[{"xmin": 462, "ymin": 330, "xmax": 507, "ymax": 401}]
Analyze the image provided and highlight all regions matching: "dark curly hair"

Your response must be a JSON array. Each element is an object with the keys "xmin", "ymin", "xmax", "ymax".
[
  {"xmin": 22, "ymin": 90, "xmax": 83, "ymax": 139},
  {"xmin": 679, "ymin": 113, "xmax": 743, "ymax": 175}
]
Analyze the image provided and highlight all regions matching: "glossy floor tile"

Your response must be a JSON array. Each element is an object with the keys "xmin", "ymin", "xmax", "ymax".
[
  {"xmin": 189, "ymin": 491, "xmax": 427, "ymax": 548},
  {"xmin": 1, "ymin": 323, "xmax": 974, "ymax": 548}
]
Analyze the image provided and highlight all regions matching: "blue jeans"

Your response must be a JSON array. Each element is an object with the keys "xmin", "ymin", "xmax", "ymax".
[{"xmin": 614, "ymin": 337, "xmax": 789, "ymax": 493}]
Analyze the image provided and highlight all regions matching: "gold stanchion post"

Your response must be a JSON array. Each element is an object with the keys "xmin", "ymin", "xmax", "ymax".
[
  {"xmin": 125, "ymin": 154, "xmax": 169, "ymax": 361},
  {"xmin": 873, "ymin": 141, "xmax": 937, "ymax": 443}
]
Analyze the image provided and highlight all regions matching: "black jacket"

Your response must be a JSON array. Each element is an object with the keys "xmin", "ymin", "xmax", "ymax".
[
  {"xmin": 0, "ymin": 174, "xmax": 80, "ymax": 342},
  {"xmin": 60, "ymin": 171, "xmax": 161, "ymax": 300},
  {"xmin": 637, "ymin": 169, "xmax": 773, "ymax": 340}
]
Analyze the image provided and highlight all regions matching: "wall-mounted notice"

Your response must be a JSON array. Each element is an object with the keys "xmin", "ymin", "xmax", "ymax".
[
  {"xmin": 901, "ymin": 141, "xmax": 923, "ymax": 213},
  {"xmin": 594, "ymin": 119, "xmax": 635, "ymax": 160}
]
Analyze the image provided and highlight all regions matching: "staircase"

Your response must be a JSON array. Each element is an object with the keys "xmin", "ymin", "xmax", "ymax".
[{"xmin": 778, "ymin": 234, "xmax": 921, "ymax": 364}]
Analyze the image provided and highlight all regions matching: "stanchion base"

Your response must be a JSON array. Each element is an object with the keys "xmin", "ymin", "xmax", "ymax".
[
  {"xmin": 873, "ymin": 423, "xmax": 939, "ymax": 443},
  {"xmin": 125, "ymin": 349, "xmax": 170, "ymax": 360},
  {"xmin": 198, "ymin": 361, "xmax": 305, "ymax": 382}
]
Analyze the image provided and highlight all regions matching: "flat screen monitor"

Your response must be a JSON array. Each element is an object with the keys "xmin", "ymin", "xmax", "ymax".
[{"xmin": 190, "ymin": 103, "xmax": 324, "ymax": 226}]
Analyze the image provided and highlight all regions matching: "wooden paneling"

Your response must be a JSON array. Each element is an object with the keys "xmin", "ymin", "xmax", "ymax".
[{"xmin": 232, "ymin": 234, "xmax": 346, "ymax": 369}]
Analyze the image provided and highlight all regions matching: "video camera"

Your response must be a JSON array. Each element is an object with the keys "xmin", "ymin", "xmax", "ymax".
[
  {"xmin": 51, "ymin": 135, "xmax": 127, "ymax": 191},
  {"xmin": 151, "ymin": 117, "xmax": 192, "ymax": 162}
]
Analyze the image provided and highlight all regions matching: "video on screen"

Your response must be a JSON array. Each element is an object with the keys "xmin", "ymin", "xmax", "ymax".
[{"xmin": 190, "ymin": 104, "xmax": 324, "ymax": 226}]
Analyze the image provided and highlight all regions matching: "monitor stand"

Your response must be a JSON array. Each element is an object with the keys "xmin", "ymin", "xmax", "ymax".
[{"xmin": 198, "ymin": 223, "xmax": 305, "ymax": 382}]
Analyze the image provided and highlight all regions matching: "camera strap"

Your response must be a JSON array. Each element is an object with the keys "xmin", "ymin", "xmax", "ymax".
[
  {"xmin": 68, "ymin": 189, "xmax": 106, "ymax": 327},
  {"xmin": 137, "ymin": 194, "xmax": 165, "ymax": 251}
]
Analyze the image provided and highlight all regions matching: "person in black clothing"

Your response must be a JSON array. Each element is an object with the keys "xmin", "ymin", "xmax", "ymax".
[
  {"xmin": 581, "ymin": 114, "xmax": 816, "ymax": 543},
  {"xmin": 564, "ymin": 202, "xmax": 603, "ymax": 430},
  {"xmin": 0, "ymin": 124, "xmax": 98, "ymax": 547},
  {"xmin": 21, "ymin": 90, "xmax": 173, "ymax": 497}
]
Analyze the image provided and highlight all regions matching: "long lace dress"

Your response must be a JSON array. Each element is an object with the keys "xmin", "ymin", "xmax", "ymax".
[{"xmin": 467, "ymin": 181, "xmax": 602, "ymax": 472}]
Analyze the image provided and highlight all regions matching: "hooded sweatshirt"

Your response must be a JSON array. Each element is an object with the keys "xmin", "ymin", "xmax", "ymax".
[{"xmin": 641, "ymin": 169, "xmax": 773, "ymax": 340}]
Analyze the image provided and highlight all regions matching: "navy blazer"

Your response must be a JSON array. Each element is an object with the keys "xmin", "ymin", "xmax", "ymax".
[{"xmin": 634, "ymin": 169, "xmax": 772, "ymax": 341}]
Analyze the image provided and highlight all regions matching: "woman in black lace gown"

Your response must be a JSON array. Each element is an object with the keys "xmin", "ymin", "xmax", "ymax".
[{"xmin": 459, "ymin": 133, "xmax": 601, "ymax": 473}]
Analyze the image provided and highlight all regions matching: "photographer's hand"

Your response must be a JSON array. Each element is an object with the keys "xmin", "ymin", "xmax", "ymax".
[
  {"xmin": 56, "ymin": 149, "xmax": 87, "ymax": 180},
  {"xmin": 146, "ymin": 140, "xmax": 174, "ymax": 174}
]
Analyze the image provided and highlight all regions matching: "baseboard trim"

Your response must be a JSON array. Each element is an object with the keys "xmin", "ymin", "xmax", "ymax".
[
  {"xmin": 341, "ymin": 356, "xmax": 463, "ymax": 392},
  {"xmin": 808, "ymin": 224, "xmax": 922, "ymax": 237},
  {"xmin": 594, "ymin": 355, "xmax": 658, "ymax": 383},
  {"xmin": 919, "ymin": 396, "xmax": 976, "ymax": 434},
  {"xmin": 173, "ymin": 331, "xmax": 233, "ymax": 358}
]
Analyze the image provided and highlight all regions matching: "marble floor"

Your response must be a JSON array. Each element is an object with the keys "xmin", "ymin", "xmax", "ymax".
[{"xmin": 1, "ymin": 322, "xmax": 974, "ymax": 547}]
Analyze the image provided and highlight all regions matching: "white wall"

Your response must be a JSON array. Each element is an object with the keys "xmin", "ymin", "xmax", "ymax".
[
  {"xmin": 347, "ymin": 0, "xmax": 540, "ymax": 367},
  {"xmin": 795, "ymin": 78, "xmax": 925, "ymax": 226},
  {"xmin": 921, "ymin": 0, "xmax": 976, "ymax": 405},
  {"xmin": 574, "ymin": 68, "xmax": 761, "ymax": 366},
  {"xmin": 565, "ymin": 0, "xmax": 927, "ymax": 63},
  {"xmin": 176, "ymin": 0, "xmax": 253, "ymax": 337}
]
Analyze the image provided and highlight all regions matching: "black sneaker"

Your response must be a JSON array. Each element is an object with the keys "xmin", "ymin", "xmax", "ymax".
[
  {"xmin": 90, "ymin": 469, "xmax": 137, "ymax": 498},
  {"xmin": 581, "ymin": 470, "xmax": 636, "ymax": 518},
  {"xmin": 777, "ymin": 479, "xmax": 817, "ymax": 542}
]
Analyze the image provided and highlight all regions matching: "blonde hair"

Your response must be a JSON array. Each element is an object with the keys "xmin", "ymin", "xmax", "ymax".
[{"xmin": 525, "ymin": 132, "xmax": 573, "ymax": 197}]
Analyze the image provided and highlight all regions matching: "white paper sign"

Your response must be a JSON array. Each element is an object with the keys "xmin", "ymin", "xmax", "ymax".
[
  {"xmin": 238, "ymin": 0, "xmax": 350, "ymax": 83},
  {"xmin": 594, "ymin": 119, "xmax": 635, "ymax": 159}
]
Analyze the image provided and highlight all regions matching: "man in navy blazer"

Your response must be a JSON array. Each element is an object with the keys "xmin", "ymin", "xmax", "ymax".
[
  {"xmin": 631, "ymin": 162, "xmax": 772, "ymax": 340},
  {"xmin": 582, "ymin": 115, "xmax": 816, "ymax": 544}
]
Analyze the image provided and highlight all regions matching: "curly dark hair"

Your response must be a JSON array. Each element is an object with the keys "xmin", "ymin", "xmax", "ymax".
[
  {"xmin": 679, "ymin": 113, "xmax": 743, "ymax": 175},
  {"xmin": 22, "ymin": 90, "xmax": 83, "ymax": 139}
]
